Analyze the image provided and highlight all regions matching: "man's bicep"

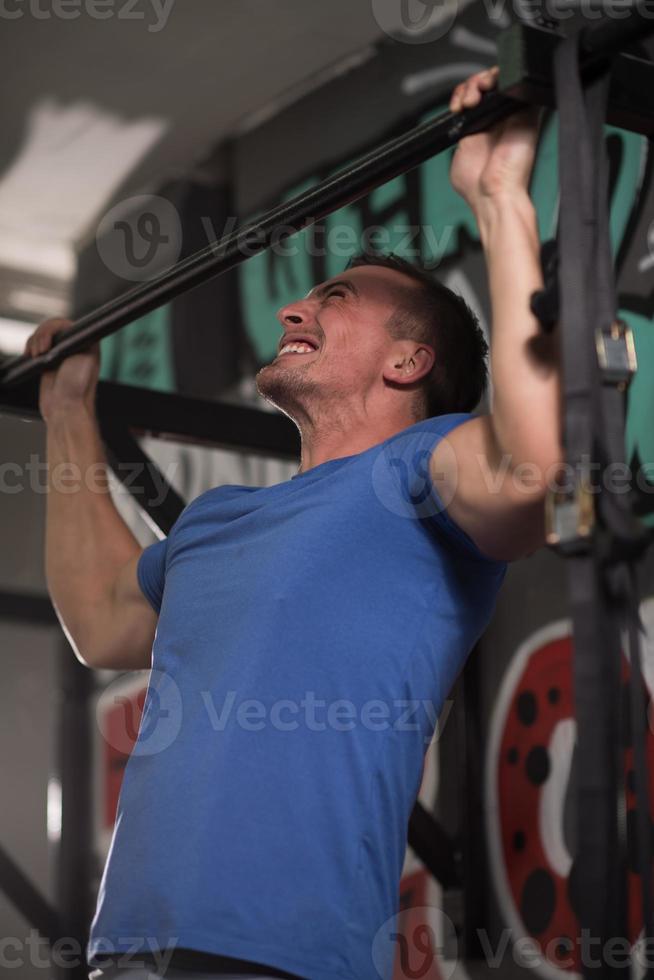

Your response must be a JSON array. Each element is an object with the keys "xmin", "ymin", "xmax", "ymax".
[
  {"xmin": 132, "ymin": 537, "xmax": 168, "ymax": 614},
  {"xmin": 85, "ymin": 551, "xmax": 160, "ymax": 672},
  {"xmin": 430, "ymin": 415, "xmax": 546, "ymax": 562},
  {"xmin": 115, "ymin": 551, "xmax": 155, "ymax": 608}
]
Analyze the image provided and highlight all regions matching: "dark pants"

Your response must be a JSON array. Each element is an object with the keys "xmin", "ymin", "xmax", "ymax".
[
  {"xmin": 88, "ymin": 949, "xmax": 303, "ymax": 980},
  {"xmin": 89, "ymin": 968, "xmax": 288, "ymax": 980}
]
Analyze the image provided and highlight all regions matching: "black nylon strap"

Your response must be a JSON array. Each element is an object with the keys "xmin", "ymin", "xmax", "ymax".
[
  {"xmin": 622, "ymin": 562, "xmax": 654, "ymax": 970},
  {"xmin": 565, "ymin": 555, "xmax": 625, "ymax": 968},
  {"xmin": 555, "ymin": 34, "xmax": 597, "ymax": 479},
  {"xmin": 581, "ymin": 34, "xmax": 654, "ymax": 972},
  {"xmin": 553, "ymin": 30, "xmax": 650, "ymax": 976},
  {"xmin": 554, "ymin": 39, "xmax": 620, "ymax": 974}
]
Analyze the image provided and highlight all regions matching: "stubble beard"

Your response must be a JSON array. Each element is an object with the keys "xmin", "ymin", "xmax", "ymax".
[{"xmin": 255, "ymin": 359, "xmax": 323, "ymax": 424}]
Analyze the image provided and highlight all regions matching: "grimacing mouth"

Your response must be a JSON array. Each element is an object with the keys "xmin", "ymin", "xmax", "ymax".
[{"xmin": 276, "ymin": 333, "xmax": 321, "ymax": 357}]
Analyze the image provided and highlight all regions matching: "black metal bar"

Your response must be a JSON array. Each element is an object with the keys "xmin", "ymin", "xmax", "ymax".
[
  {"xmin": 0, "ymin": 843, "xmax": 62, "ymax": 944},
  {"xmin": 54, "ymin": 639, "xmax": 94, "ymax": 980},
  {"xmin": 407, "ymin": 801, "xmax": 460, "ymax": 889},
  {"xmin": 0, "ymin": 380, "xmax": 300, "ymax": 460},
  {"xmin": 459, "ymin": 648, "xmax": 489, "ymax": 963},
  {"xmin": 580, "ymin": 6, "xmax": 654, "ymax": 56},
  {"xmin": 100, "ymin": 419, "xmax": 187, "ymax": 536},
  {"xmin": 498, "ymin": 24, "xmax": 654, "ymax": 135},
  {"xmin": 2, "ymin": 17, "xmax": 652, "ymax": 392},
  {"xmin": 0, "ymin": 590, "xmax": 57, "ymax": 626},
  {"xmin": 0, "ymin": 87, "xmax": 521, "ymax": 389}
]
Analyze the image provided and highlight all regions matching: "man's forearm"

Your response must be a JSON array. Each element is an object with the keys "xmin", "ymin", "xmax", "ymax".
[
  {"xmin": 476, "ymin": 191, "xmax": 562, "ymax": 482},
  {"xmin": 46, "ymin": 407, "xmax": 142, "ymax": 648}
]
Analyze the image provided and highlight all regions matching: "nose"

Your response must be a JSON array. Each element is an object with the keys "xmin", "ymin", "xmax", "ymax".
[{"xmin": 276, "ymin": 297, "xmax": 315, "ymax": 329}]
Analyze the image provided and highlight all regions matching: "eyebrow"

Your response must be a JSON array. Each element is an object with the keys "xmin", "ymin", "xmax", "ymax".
[{"xmin": 309, "ymin": 279, "xmax": 359, "ymax": 300}]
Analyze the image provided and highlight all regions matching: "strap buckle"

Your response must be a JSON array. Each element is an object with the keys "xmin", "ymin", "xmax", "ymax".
[
  {"xmin": 595, "ymin": 319, "xmax": 637, "ymax": 388},
  {"xmin": 546, "ymin": 467, "xmax": 596, "ymax": 553}
]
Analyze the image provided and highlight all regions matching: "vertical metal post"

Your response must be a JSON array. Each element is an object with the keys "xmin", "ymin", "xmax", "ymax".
[{"xmin": 54, "ymin": 638, "xmax": 94, "ymax": 980}]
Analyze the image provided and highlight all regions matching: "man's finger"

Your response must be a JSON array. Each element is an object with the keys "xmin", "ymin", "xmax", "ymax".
[
  {"xmin": 461, "ymin": 82, "xmax": 483, "ymax": 108},
  {"xmin": 478, "ymin": 69, "xmax": 499, "ymax": 90},
  {"xmin": 450, "ymin": 67, "xmax": 498, "ymax": 113},
  {"xmin": 449, "ymin": 84, "xmax": 464, "ymax": 112}
]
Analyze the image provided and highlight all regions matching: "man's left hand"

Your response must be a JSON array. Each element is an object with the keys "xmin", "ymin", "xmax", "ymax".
[{"xmin": 449, "ymin": 67, "xmax": 542, "ymax": 210}]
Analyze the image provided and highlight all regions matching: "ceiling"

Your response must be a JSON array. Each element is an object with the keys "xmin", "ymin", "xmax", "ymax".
[
  {"xmin": 0, "ymin": 0, "xmax": 385, "ymax": 207},
  {"xmin": 0, "ymin": 0, "xmax": 387, "ymax": 340}
]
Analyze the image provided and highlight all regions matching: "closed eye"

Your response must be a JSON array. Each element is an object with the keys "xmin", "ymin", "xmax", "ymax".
[{"xmin": 310, "ymin": 279, "xmax": 359, "ymax": 303}]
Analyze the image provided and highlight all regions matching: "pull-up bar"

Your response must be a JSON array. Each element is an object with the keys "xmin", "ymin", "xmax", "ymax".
[{"xmin": 1, "ymin": 13, "xmax": 653, "ymax": 390}]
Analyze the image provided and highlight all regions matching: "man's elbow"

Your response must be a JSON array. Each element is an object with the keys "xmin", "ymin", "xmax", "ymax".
[
  {"xmin": 509, "ymin": 447, "xmax": 564, "ymax": 501},
  {"xmin": 475, "ymin": 485, "xmax": 548, "ymax": 562},
  {"xmin": 504, "ymin": 489, "xmax": 548, "ymax": 561}
]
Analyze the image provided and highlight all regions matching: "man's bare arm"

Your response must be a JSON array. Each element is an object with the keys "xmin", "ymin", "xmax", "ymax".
[
  {"xmin": 28, "ymin": 318, "xmax": 158, "ymax": 670},
  {"xmin": 431, "ymin": 69, "xmax": 562, "ymax": 562}
]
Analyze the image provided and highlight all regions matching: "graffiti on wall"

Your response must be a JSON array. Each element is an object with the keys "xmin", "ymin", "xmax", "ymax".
[
  {"xmin": 238, "ymin": 109, "xmax": 652, "ymax": 474},
  {"xmin": 486, "ymin": 601, "xmax": 654, "ymax": 977}
]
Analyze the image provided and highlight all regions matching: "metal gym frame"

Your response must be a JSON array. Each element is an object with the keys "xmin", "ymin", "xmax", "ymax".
[{"xmin": 0, "ymin": 13, "xmax": 653, "ymax": 978}]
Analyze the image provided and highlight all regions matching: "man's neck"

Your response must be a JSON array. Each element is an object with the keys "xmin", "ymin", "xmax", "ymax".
[{"xmin": 297, "ymin": 416, "xmax": 416, "ymax": 473}]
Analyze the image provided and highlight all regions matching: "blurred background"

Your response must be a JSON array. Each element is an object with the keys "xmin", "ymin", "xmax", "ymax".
[{"xmin": 1, "ymin": 1, "xmax": 654, "ymax": 978}]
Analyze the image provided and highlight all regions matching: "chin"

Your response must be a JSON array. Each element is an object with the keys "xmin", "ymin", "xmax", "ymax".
[{"xmin": 256, "ymin": 361, "xmax": 320, "ymax": 418}]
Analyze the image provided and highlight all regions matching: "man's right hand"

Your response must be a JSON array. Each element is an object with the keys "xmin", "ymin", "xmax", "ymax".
[
  {"xmin": 30, "ymin": 317, "xmax": 155, "ymax": 671},
  {"xmin": 24, "ymin": 318, "xmax": 100, "ymax": 422}
]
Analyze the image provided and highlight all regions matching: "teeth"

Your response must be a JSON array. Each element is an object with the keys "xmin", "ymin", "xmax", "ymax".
[{"xmin": 279, "ymin": 343, "xmax": 315, "ymax": 355}]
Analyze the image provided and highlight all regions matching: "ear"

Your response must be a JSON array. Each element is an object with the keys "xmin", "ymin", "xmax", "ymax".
[{"xmin": 383, "ymin": 341, "xmax": 435, "ymax": 386}]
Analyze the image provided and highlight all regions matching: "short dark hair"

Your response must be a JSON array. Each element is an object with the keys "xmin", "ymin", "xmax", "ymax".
[{"xmin": 347, "ymin": 252, "xmax": 489, "ymax": 419}]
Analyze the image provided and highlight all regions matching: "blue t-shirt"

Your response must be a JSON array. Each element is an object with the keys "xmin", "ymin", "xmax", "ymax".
[{"xmin": 87, "ymin": 414, "xmax": 506, "ymax": 980}]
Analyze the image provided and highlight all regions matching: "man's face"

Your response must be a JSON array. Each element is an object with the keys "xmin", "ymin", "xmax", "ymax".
[{"xmin": 256, "ymin": 265, "xmax": 418, "ymax": 422}]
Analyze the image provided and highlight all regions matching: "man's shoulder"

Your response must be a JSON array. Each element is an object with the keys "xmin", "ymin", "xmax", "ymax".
[
  {"xmin": 377, "ymin": 413, "xmax": 475, "ymax": 460},
  {"xmin": 408, "ymin": 412, "xmax": 474, "ymax": 436}
]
